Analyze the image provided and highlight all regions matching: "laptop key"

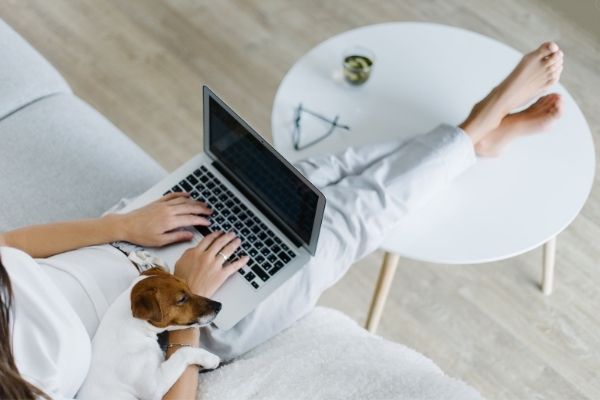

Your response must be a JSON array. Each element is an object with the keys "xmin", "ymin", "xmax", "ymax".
[
  {"xmin": 288, "ymin": 250, "xmax": 296, "ymax": 258},
  {"xmin": 172, "ymin": 185, "xmax": 183, "ymax": 192},
  {"xmin": 251, "ymin": 265, "xmax": 269, "ymax": 282},
  {"xmin": 269, "ymin": 262, "xmax": 284, "ymax": 276},
  {"xmin": 195, "ymin": 225, "xmax": 211, "ymax": 236},
  {"xmin": 279, "ymin": 252, "xmax": 291, "ymax": 263},
  {"xmin": 244, "ymin": 272, "xmax": 256, "ymax": 282},
  {"xmin": 181, "ymin": 181, "xmax": 193, "ymax": 192},
  {"xmin": 187, "ymin": 175, "xmax": 198, "ymax": 185},
  {"xmin": 251, "ymin": 281, "xmax": 259, "ymax": 289}
]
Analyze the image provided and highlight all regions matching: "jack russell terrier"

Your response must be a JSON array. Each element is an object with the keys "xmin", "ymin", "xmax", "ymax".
[{"xmin": 78, "ymin": 267, "xmax": 222, "ymax": 400}]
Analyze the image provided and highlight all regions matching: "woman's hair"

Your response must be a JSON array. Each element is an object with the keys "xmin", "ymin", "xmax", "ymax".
[{"xmin": 0, "ymin": 256, "xmax": 49, "ymax": 399}]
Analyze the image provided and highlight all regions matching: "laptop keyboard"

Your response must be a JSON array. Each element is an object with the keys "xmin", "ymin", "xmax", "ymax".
[{"xmin": 163, "ymin": 165, "xmax": 296, "ymax": 290}]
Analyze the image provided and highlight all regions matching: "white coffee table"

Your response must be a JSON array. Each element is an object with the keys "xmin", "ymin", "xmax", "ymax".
[{"xmin": 270, "ymin": 22, "xmax": 595, "ymax": 332}]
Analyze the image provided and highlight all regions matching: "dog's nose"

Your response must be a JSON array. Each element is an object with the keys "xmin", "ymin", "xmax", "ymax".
[{"xmin": 213, "ymin": 302, "xmax": 222, "ymax": 313}]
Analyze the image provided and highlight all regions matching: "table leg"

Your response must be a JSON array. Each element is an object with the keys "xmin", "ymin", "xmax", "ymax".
[
  {"xmin": 542, "ymin": 236, "xmax": 557, "ymax": 295},
  {"xmin": 365, "ymin": 252, "xmax": 400, "ymax": 333}
]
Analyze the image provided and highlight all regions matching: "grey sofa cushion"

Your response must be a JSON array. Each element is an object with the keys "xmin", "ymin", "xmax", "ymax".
[
  {"xmin": 0, "ymin": 93, "xmax": 166, "ymax": 231},
  {"xmin": 0, "ymin": 18, "xmax": 71, "ymax": 120}
]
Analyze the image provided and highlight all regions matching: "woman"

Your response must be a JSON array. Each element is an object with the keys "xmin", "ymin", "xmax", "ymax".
[{"xmin": 1, "ymin": 42, "xmax": 563, "ymax": 399}]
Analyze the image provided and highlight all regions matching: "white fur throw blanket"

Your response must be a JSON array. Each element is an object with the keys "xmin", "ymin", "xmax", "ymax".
[{"xmin": 198, "ymin": 307, "xmax": 482, "ymax": 400}]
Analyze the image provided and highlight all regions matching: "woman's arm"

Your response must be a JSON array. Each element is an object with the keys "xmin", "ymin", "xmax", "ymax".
[
  {"xmin": 164, "ymin": 231, "xmax": 248, "ymax": 399},
  {"xmin": 0, "ymin": 193, "xmax": 212, "ymax": 258},
  {"xmin": 163, "ymin": 328, "xmax": 201, "ymax": 399}
]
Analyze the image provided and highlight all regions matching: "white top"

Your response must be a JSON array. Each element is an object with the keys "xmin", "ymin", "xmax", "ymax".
[
  {"xmin": 2, "ymin": 246, "xmax": 91, "ymax": 399},
  {"xmin": 271, "ymin": 22, "xmax": 595, "ymax": 264}
]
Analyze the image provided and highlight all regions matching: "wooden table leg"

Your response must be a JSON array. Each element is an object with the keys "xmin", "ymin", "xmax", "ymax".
[
  {"xmin": 365, "ymin": 252, "xmax": 400, "ymax": 333},
  {"xmin": 542, "ymin": 236, "xmax": 557, "ymax": 295}
]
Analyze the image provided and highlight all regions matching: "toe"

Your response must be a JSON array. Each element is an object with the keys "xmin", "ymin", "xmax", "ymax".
[
  {"xmin": 544, "ymin": 50, "xmax": 563, "ymax": 65},
  {"xmin": 536, "ymin": 41, "xmax": 558, "ymax": 58}
]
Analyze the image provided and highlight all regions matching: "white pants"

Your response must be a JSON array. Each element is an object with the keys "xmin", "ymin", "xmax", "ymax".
[{"xmin": 202, "ymin": 124, "xmax": 476, "ymax": 360}]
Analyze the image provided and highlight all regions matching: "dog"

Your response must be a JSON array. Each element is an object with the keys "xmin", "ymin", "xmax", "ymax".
[{"xmin": 78, "ymin": 267, "xmax": 222, "ymax": 400}]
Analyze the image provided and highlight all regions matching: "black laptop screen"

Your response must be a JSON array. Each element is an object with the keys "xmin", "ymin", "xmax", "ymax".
[{"xmin": 208, "ymin": 97, "xmax": 319, "ymax": 246}]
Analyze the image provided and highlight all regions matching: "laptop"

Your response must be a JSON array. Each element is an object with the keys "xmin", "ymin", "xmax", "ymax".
[{"xmin": 120, "ymin": 86, "xmax": 326, "ymax": 330}]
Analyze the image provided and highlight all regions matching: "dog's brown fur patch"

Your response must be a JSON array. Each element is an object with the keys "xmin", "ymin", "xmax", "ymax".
[{"xmin": 131, "ymin": 268, "xmax": 221, "ymax": 328}]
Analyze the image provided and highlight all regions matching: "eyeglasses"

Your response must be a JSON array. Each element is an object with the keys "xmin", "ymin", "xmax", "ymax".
[{"xmin": 292, "ymin": 103, "xmax": 350, "ymax": 151}]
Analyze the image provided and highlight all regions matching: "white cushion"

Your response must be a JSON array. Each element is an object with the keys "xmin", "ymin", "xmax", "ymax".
[{"xmin": 198, "ymin": 307, "xmax": 482, "ymax": 400}]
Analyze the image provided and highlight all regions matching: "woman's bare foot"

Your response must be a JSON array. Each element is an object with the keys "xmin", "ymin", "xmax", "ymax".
[
  {"xmin": 475, "ymin": 93, "xmax": 563, "ymax": 157},
  {"xmin": 460, "ymin": 42, "xmax": 563, "ymax": 142}
]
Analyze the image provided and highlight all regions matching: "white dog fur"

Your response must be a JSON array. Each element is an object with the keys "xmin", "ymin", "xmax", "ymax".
[{"xmin": 78, "ymin": 274, "xmax": 220, "ymax": 400}]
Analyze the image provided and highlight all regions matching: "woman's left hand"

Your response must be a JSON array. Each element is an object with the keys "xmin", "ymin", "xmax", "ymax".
[{"xmin": 116, "ymin": 192, "xmax": 212, "ymax": 247}]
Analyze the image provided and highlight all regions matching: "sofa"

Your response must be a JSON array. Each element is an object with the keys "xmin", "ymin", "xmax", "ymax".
[{"xmin": 0, "ymin": 18, "xmax": 482, "ymax": 400}]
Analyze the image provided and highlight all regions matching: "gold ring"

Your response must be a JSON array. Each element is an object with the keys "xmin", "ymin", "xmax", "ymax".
[{"xmin": 217, "ymin": 251, "xmax": 228, "ymax": 262}]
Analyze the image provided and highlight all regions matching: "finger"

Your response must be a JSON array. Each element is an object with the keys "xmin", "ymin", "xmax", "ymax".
[
  {"xmin": 167, "ymin": 215, "xmax": 211, "ymax": 231},
  {"xmin": 206, "ymin": 231, "xmax": 237, "ymax": 256},
  {"xmin": 219, "ymin": 238, "xmax": 242, "ymax": 261},
  {"xmin": 195, "ymin": 231, "xmax": 223, "ymax": 252},
  {"xmin": 165, "ymin": 195, "xmax": 195, "ymax": 206},
  {"xmin": 159, "ymin": 230, "xmax": 194, "ymax": 246},
  {"xmin": 161, "ymin": 192, "xmax": 189, "ymax": 202},
  {"xmin": 224, "ymin": 256, "xmax": 249, "ymax": 275},
  {"xmin": 171, "ymin": 201, "xmax": 213, "ymax": 216}
]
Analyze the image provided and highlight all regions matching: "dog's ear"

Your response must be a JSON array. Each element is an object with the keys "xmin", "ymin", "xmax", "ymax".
[
  {"xmin": 141, "ymin": 267, "xmax": 169, "ymax": 277},
  {"xmin": 131, "ymin": 287, "xmax": 163, "ymax": 323}
]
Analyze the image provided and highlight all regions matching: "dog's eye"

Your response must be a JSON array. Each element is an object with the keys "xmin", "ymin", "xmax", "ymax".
[{"xmin": 176, "ymin": 294, "xmax": 189, "ymax": 305}]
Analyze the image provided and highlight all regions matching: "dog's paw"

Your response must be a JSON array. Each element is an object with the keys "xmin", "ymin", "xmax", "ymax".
[{"xmin": 198, "ymin": 352, "xmax": 220, "ymax": 370}]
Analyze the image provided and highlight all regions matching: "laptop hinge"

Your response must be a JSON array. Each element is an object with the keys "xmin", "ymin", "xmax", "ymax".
[{"xmin": 211, "ymin": 161, "xmax": 303, "ymax": 248}]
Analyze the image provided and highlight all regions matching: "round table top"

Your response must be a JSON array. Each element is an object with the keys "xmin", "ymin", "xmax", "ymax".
[{"xmin": 271, "ymin": 22, "xmax": 595, "ymax": 264}]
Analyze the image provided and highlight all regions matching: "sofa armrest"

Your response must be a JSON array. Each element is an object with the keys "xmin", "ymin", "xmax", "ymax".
[{"xmin": 0, "ymin": 18, "xmax": 70, "ymax": 120}]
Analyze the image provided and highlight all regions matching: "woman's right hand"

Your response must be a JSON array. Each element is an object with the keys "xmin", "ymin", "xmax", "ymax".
[{"xmin": 174, "ymin": 231, "xmax": 249, "ymax": 298}]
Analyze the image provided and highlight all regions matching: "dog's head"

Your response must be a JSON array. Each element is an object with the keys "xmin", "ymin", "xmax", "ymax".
[{"xmin": 130, "ymin": 268, "xmax": 221, "ymax": 330}]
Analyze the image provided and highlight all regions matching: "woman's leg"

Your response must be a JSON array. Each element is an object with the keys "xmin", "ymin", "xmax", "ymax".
[
  {"xmin": 203, "ymin": 124, "xmax": 476, "ymax": 360},
  {"xmin": 292, "ymin": 138, "xmax": 411, "ymax": 188},
  {"xmin": 204, "ymin": 41, "xmax": 564, "ymax": 360}
]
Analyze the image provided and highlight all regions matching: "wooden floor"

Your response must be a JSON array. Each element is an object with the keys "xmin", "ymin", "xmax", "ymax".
[{"xmin": 2, "ymin": 1, "xmax": 599, "ymax": 398}]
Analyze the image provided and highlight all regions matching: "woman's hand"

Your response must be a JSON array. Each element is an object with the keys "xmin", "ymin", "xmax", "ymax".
[
  {"xmin": 117, "ymin": 192, "xmax": 212, "ymax": 247},
  {"xmin": 174, "ymin": 231, "xmax": 249, "ymax": 297}
]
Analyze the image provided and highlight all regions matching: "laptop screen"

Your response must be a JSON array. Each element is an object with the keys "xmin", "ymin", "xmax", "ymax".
[{"xmin": 206, "ymin": 89, "xmax": 323, "ymax": 253}]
